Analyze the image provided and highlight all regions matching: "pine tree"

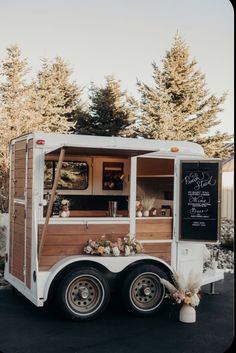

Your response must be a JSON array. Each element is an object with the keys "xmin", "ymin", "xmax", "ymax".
[
  {"xmin": 75, "ymin": 75, "xmax": 135, "ymax": 136},
  {"xmin": 72, "ymin": 105, "xmax": 93, "ymax": 135},
  {"xmin": 0, "ymin": 45, "xmax": 33, "ymax": 139},
  {"xmin": 136, "ymin": 34, "xmax": 233, "ymax": 158},
  {"xmin": 0, "ymin": 45, "xmax": 33, "ymax": 211},
  {"xmin": 0, "ymin": 49, "xmax": 81, "ymax": 176},
  {"xmin": 31, "ymin": 57, "xmax": 82, "ymax": 132},
  {"xmin": 0, "ymin": 45, "xmax": 34, "ymax": 174},
  {"xmin": 0, "ymin": 48, "xmax": 82, "ymax": 211}
]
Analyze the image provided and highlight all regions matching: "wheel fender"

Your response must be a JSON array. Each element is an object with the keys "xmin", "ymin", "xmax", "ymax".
[{"xmin": 41, "ymin": 255, "xmax": 173, "ymax": 301}]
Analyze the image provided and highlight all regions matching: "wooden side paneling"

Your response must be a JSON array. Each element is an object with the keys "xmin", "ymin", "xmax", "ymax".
[
  {"xmin": 10, "ymin": 203, "xmax": 25, "ymax": 281},
  {"xmin": 14, "ymin": 140, "xmax": 27, "ymax": 151},
  {"xmin": 38, "ymin": 223, "xmax": 130, "ymax": 238},
  {"xmin": 38, "ymin": 223, "xmax": 130, "ymax": 270},
  {"xmin": 39, "ymin": 255, "xmax": 66, "ymax": 270},
  {"xmin": 13, "ymin": 140, "xmax": 27, "ymax": 199},
  {"xmin": 9, "ymin": 138, "xmax": 32, "ymax": 286},
  {"xmin": 26, "ymin": 138, "xmax": 33, "ymax": 289},
  {"xmin": 142, "ymin": 243, "xmax": 171, "ymax": 264},
  {"xmin": 136, "ymin": 218, "xmax": 172, "ymax": 240},
  {"xmin": 137, "ymin": 158, "xmax": 174, "ymax": 176}
]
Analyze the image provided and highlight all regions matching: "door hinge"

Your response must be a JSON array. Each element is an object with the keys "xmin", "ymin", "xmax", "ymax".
[
  {"xmin": 25, "ymin": 143, "xmax": 28, "ymax": 153},
  {"xmin": 24, "ymin": 209, "xmax": 26, "ymax": 219}
]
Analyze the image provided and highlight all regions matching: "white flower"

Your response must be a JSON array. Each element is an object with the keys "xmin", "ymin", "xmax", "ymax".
[
  {"xmin": 112, "ymin": 246, "xmax": 120, "ymax": 257},
  {"xmin": 61, "ymin": 199, "xmax": 70, "ymax": 206},
  {"xmin": 104, "ymin": 246, "xmax": 111, "ymax": 255},
  {"xmin": 90, "ymin": 241, "xmax": 97, "ymax": 248},
  {"xmin": 84, "ymin": 245, "xmax": 92, "ymax": 254},
  {"xmin": 124, "ymin": 245, "xmax": 130, "ymax": 256}
]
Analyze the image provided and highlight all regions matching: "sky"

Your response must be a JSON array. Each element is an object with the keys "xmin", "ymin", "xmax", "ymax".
[{"xmin": 0, "ymin": 0, "xmax": 234, "ymax": 134}]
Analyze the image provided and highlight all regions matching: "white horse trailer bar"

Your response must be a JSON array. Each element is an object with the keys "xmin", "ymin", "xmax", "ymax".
[{"xmin": 4, "ymin": 132, "xmax": 224, "ymax": 320}]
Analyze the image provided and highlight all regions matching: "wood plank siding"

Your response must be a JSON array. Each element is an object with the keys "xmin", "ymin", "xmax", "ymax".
[
  {"xmin": 136, "ymin": 218, "xmax": 172, "ymax": 240},
  {"xmin": 142, "ymin": 243, "xmax": 171, "ymax": 264},
  {"xmin": 38, "ymin": 223, "xmax": 130, "ymax": 270},
  {"xmin": 136, "ymin": 218, "xmax": 172, "ymax": 264},
  {"xmin": 137, "ymin": 158, "xmax": 174, "ymax": 176},
  {"xmin": 10, "ymin": 203, "xmax": 25, "ymax": 281},
  {"xmin": 9, "ymin": 139, "xmax": 33, "ymax": 288},
  {"xmin": 13, "ymin": 140, "xmax": 27, "ymax": 199},
  {"xmin": 26, "ymin": 139, "xmax": 33, "ymax": 288}
]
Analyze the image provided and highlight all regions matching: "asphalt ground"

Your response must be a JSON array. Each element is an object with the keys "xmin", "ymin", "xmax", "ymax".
[{"xmin": 0, "ymin": 273, "xmax": 234, "ymax": 353}]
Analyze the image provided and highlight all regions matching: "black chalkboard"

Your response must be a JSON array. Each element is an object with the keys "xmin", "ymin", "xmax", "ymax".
[{"xmin": 180, "ymin": 161, "xmax": 220, "ymax": 241}]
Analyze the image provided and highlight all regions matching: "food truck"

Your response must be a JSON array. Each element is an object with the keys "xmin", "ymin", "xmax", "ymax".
[{"xmin": 4, "ymin": 132, "xmax": 224, "ymax": 320}]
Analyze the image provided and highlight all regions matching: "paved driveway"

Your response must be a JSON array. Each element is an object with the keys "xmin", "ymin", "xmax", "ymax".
[{"xmin": 0, "ymin": 273, "xmax": 234, "ymax": 353}]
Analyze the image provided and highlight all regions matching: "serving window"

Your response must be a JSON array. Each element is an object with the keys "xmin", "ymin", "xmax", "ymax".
[{"xmin": 44, "ymin": 161, "xmax": 89, "ymax": 190}]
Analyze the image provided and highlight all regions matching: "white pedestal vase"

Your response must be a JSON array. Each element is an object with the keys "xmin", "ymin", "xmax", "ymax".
[
  {"xmin": 143, "ymin": 210, "xmax": 149, "ymax": 217},
  {"xmin": 136, "ymin": 211, "xmax": 143, "ymax": 217},
  {"xmin": 179, "ymin": 304, "xmax": 196, "ymax": 323}
]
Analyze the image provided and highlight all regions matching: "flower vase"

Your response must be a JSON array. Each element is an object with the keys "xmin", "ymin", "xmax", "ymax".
[
  {"xmin": 179, "ymin": 304, "xmax": 196, "ymax": 323},
  {"xmin": 143, "ymin": 210, "xmax": 149, "ymax": 217},
  {"xmin": 60, "ymin": 210, "xmax": 70, "ymax": 218}
]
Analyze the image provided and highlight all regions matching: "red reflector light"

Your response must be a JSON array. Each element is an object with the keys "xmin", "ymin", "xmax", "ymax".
[
  {"xmin": 36, "ymin": 139, "xmax": 45, "ymax": 145},
  {"xmin": 170, "ymin": 147, "xmax": 179, "ymax": 152}
]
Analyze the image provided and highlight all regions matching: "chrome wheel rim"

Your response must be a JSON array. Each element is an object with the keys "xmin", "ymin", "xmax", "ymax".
[
  {"xmin": 129, "ymin": 272, "xmax": 164, "ymax": 311},
  {"xmin": 65, "ymin": 275, "xmax": 104, "ymax": 316}
]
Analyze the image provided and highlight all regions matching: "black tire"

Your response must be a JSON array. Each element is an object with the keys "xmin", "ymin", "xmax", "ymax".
[
  {"xmin": 122, "ymin": 264, "xmax": 166, "ymax": 316},
  {"xmin": 57, "ymin": 267, "xmax": 110, "ymax": 321}
]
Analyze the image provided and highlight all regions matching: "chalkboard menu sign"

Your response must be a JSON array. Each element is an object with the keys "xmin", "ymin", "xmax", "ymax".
[{"xmin": 180, "ymin": 161, "xmax": 220, "ymax": 242}]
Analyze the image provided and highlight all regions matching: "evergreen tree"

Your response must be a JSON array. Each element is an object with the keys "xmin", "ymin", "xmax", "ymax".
[
  {"xmin": 0, "ymin": 45, "xmax": 33, "ymax": 176},
  {"xmin": 0, "ymin": 45, "xmax": 33, "ymax": 211},
  {"xmin": 75, "ymin": 75, "xmax": 135, "ymax": 136},
  {"xmin": 0, "ymin": 45, "xmax": 33, "ymax": 139},
  {"xmin": 136, "ymin": 34, "xmax": 233, "ymax": 158},
  {"xmin": 72, "ymin": 104, "xmax": 93, "ymax": 135},
  {"xmin": 0, "ymin": 47, "xmax": 82, "ymax": 211},
  {"xmin": 31, "ymin": 57, "xmax": 82, "ymax": 132}
]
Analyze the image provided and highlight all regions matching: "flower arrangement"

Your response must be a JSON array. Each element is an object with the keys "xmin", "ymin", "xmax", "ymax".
[
  {"xmin": 141, "ymin": 197, "xmax": 155, "ymax": 211},
  {"xmin": 59, "ymin": 199, "xmax": 70, "ymax": 217},
  {"xmin": 136, "ymin": 196, "xmax": 156, "ymax": 217},
  {"xmin": 84, "ymin": 235, "xmax": 143, "ymax": 257},
  {"xmin": 160, "ymin": 270, "xmax": 202, "ymax": 307}
]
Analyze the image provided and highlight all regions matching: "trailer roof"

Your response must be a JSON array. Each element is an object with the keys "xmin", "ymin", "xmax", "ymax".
[
  {"xmin": 45, "ymin": 146, "xmax": 154, "ymax": 158},
  {"xmin": 11, "ymin": 132, "xmax": 205, "ymax": 156}
]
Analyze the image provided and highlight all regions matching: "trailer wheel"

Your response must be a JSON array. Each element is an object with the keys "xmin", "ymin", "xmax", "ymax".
[
  {"xmin": 57, "ymin": 268, "xmax": 110, "ymax": 320},
  {"xmin": 122, "ymin": 264, "xmax": 166, "ymax": 316}
]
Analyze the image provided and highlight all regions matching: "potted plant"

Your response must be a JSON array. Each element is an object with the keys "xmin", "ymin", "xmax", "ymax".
[
  {"xmin": 141, "ymin": 197, "xmax": 155, "ymax": 217},
  {"xmin": 160, "ymin": 270, "xmax": 202, "ymax": 323}
]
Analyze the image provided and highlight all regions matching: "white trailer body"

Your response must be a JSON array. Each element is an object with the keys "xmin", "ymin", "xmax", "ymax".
[{"xmin": 4, "ymin": 132, "xmax": 224, "ymax": 319}]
